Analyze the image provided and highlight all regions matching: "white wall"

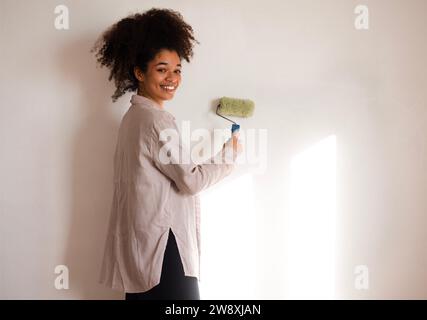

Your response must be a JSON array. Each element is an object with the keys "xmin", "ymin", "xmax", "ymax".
[{"xmin": 1, "ymin": 0, "xmax": 426, "ymax": 299}]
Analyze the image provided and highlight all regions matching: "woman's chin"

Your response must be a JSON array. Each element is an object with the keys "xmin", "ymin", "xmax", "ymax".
[{"xmin": 161, "ymin": 92, "xmax": 175, "ymax": 100}]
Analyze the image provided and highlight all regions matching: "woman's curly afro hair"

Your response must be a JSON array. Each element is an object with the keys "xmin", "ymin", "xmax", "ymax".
[{"xmin": 91, "ymin": 8, "xmax": 200, "ymax": 102}]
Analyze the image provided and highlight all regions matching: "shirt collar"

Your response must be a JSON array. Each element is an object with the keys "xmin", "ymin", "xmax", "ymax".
[{"xmin": 130, "ymin": 94, "xmax": 175, "ymax": 120}]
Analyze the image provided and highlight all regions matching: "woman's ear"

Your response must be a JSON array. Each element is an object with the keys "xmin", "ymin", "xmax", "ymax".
[{"xmin": 133, "ymin": 66, "xmax": 144, "ymax": 82}]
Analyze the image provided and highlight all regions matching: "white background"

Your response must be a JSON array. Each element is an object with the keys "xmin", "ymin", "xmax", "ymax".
[{"xmin": 1, "ymin": 0, "xmax": 426, "ymax": 299}]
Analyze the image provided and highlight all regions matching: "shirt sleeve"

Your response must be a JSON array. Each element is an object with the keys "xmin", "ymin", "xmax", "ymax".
[{"xmin": 149, "ymin": 116, "xmax": 236, "ymax": 195}]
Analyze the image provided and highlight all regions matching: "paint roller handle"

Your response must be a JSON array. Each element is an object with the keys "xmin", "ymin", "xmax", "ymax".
[{"xmin": 231, "ymin": 123, "xmax": 240, "ymax": 135}]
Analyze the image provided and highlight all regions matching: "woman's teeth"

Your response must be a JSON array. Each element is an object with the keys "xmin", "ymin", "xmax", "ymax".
[{"xmin": 161, "ymin": 85, "xmax": 176, "ymax": 92}]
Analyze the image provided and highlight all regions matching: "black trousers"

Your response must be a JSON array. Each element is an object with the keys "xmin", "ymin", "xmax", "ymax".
[{"xmin": 125, "ymin": 229, "xmax": 200, "ymax": 300}]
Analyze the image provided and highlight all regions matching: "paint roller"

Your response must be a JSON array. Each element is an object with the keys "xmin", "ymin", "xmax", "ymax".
[{"xmin": 215, "ymin": 97, "xmax": 255, "ymax": 135}]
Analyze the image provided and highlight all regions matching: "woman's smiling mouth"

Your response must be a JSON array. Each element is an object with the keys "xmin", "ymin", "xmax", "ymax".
[{"xmin": 160, "ymin": 85, "xmax": 176, "ymax": 92}]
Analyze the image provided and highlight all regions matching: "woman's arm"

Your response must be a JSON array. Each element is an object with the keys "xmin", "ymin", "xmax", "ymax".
[{"xmin": 149, "ymin": 117, "xmax": 239, "ymax": 195}]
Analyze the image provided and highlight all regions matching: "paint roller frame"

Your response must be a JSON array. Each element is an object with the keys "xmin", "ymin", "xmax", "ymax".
[{"xmin": 215, "ymin": 97, "xmax": 255, "ymax": 134}]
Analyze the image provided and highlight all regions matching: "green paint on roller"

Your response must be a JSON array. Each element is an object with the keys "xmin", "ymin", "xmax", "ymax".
[
  {"xmin": 217, "ymin": 97, "xmax": 255, "ymax": 118},
  {"xmin": 215, "ymin": 96, "xmax": 255, "ymax": 134}
]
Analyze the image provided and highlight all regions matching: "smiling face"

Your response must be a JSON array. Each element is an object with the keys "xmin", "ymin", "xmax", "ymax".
[{"xmin": 134, "ymin": 49, "xmax": 182, "ymax": 108}]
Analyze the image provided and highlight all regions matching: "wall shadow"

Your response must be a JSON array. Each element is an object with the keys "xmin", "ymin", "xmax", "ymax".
[{"xmin": 56, "ymin": 34, "xmax": 124, "ymax": 299}]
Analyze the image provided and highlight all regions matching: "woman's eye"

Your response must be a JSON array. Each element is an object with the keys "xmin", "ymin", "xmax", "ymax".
[{"xmin": 157, "ymin": 69, "xmax": 181, "ymax": 74}]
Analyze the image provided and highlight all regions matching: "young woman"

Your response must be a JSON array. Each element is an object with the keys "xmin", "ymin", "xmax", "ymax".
[{"xmin": 92, "ymin": 8, "xmax": 242, "ymax": 300}]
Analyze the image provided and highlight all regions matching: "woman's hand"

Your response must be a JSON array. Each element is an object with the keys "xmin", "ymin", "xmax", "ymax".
[{"xmin": 223, "ymin": 132, "xmax": 243, "ymax": 161}]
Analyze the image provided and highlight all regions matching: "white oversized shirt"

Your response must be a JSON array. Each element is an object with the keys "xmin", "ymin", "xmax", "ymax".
[{"xmin": 99, "ymin": 94, "xmax": 236, "ymax": 293}]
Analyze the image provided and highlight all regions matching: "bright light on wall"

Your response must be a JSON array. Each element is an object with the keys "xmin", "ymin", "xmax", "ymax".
[
  {"xmin": 283, "ymin": 135, "xmax": 337, "ymax": 299},
  {"xmin": 199, "ymin": 173, "xmax": 257, "ymax": 299}
]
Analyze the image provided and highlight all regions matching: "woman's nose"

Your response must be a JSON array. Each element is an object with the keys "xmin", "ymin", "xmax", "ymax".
[{"xmin": 166, "ymin": 72, "xmax": 179, "ymax": 82}]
